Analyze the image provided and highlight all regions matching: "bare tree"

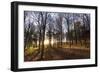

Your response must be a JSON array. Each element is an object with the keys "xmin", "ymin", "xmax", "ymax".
[
  {"xmin": 55, "ymin": 13, "xmax": 63, "ymax": 47},
  {"xmin": 24, "ymin": 12, "xmax": 35, "ymax": 49},
  {"xmin": 40, "ymin": 12, "xmax": 48, "ymax": 59},
  {"xmin": 64, "ymin": 13, "xmax": 72, "ymax": 48}
]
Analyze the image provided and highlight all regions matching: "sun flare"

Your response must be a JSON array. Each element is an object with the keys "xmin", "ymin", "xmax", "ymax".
[
  {"xmin": 44, "ymin": 39, "xmax": 49, "ymax": 45},
  {"xmin": 44, "ymin": 39, "xmax": 54, "ymax": 45}
]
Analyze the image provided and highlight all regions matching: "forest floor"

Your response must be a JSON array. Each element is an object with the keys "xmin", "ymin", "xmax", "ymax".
[{"xmin": 24, "ymin": 45, "xmax": 90, "ymax": 61}]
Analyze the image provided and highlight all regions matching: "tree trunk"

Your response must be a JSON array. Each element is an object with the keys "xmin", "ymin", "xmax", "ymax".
[
  {"xmin": 48, "ymin": 24, "xmax": 52, "ymax": 47},
  {"xmin": 40, "ymin": 12, "xmax": 47, "ymax": 60},
  {"xmin": 61, "ymin": 25, "xmax": 62, "ymax": 48},
  {"xmin": 39, "ymin": 29, "xmax": 41, "ymax": 52}
]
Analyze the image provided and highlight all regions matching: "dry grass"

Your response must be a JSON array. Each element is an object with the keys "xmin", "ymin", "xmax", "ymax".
[{"xmin": 24, "ymin": 42, "xmax": 90, "ymax": 61}]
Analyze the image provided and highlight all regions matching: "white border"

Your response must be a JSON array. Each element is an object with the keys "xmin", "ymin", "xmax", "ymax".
[{"xmin": 18, "ymin": 5, "xmax": 95, "ymax": 68}]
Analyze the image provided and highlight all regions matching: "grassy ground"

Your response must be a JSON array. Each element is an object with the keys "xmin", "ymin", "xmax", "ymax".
[{"xmin": 24, "ymin": 42, "xmax": 90, "ymax": 61}]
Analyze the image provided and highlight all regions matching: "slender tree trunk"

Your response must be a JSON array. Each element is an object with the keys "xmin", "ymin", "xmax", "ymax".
[
  {"xmin": 83, "ymin": 14, "xmax": 87, "ymax": 47},
  {"xmin": 66, "ymin": 32, "xmax": 68, "ymax": 44},
  {"xmin": 24, "ymin": 22, "xmax": 31, "ymax": 49},
  {"xmin": 41, "ymin": 12, "xmax": 47, "ymax": 60},
  {"xmin": 41, "ymin": 29, "xmax": 44, "ymax": 59},
  {"xmin": 49, "ymin": 33, "xmax": 51, "ymax": 48},
  {"xmin": 41, "ymin": 25, "xmax": 46, "ymax": 59},
  {"xmin": 65, "ymin": 17, "xmax": 71, "ymax": 48},
  {"xmin": 61, "ymin": 25, "xmax": 62, "ymax": 48},
  {"xmin": 39, "ymin": 29, "xmax": 41, "ymax": 52},
  {"xmin": 79, "ymin": 30, "xmax": 82, "ymax": 46},
  {"xmin": 74, "ymin": 23, "xmax": 78, "ymax": 45}
]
